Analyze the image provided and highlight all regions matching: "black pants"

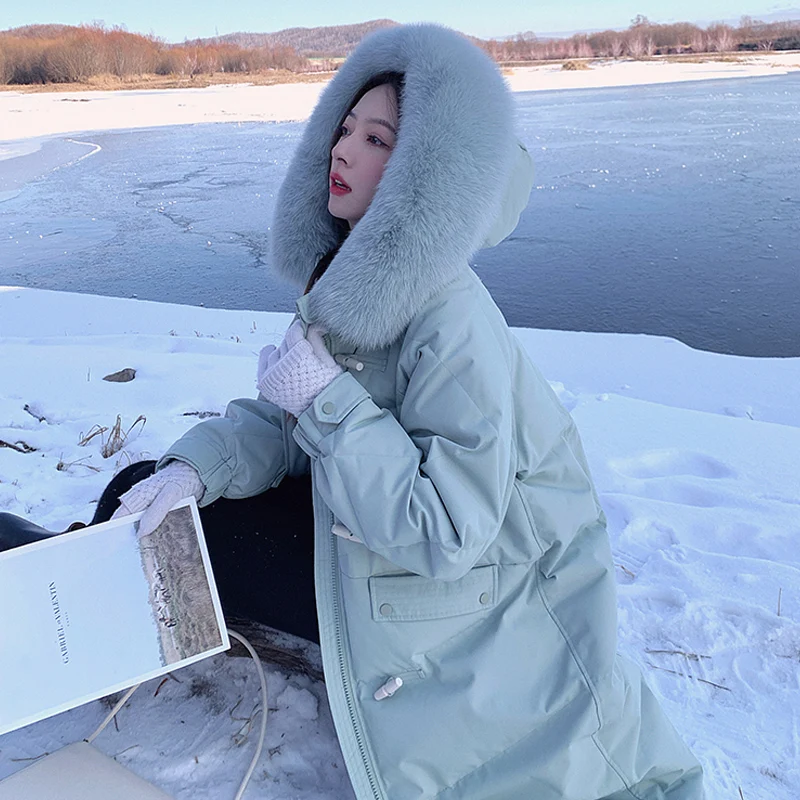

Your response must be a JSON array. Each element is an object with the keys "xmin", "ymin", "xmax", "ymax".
[{"xmin": 0, "ymin": 462, "xmax": 320, "ymax": 644}]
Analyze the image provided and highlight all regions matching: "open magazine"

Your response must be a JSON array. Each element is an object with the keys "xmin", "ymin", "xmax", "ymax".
[{"xmin": 0, "ymin": 498, "xmax": 229, "ymax": 736}]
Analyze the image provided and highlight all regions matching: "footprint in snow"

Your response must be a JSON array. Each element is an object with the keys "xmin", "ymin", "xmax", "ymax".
[
  {"xmin": 696, "ymin": 743, "xmax": 744, "ymax": 796},
  {"xmin": 609, "ymin": 449, "xmax": 736, "ymax": 481},
  {"xmin": 634, "ymin": 480, "xmax": 740, "ymax": 509}
]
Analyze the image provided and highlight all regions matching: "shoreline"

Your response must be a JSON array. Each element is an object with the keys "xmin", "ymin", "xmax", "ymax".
[{"xmin": 1, "ymin": 53, "xmax": 799, "ymax": 144}]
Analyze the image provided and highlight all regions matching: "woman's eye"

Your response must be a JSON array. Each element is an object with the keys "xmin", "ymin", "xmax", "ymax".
[
  {"xmin": 338, "ymin": 125, "xmax": 349, "ymax": 137},
  {"xmin": 367, "ymin": 134, "xmax": 388, "ymax": 147}
]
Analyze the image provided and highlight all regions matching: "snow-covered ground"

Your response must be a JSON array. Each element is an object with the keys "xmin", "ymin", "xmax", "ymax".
[
  {"xmin": 0, "ymin": 286, "xmax": 798, "ymax": 799},
  {"xmin": 2, "ymin": 52, "xmax": 798, "ymax": 144}
]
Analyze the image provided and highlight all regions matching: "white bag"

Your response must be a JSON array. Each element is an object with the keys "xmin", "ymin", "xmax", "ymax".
[
  {"xmin": 0, "ymin": 629, "xmax": 267, "ymax": 800},
  {"xmin": 0, "ymin": 740, "xmax": 173, "ymax": 799}
]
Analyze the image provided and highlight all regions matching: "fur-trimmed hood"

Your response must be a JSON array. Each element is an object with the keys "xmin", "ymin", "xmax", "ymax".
[{"xmin": 269, "ymin": 23, "xmax": 533, "ymax": 350}]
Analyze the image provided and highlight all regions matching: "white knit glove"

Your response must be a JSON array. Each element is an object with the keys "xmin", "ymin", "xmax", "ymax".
[
  {"xmin": 257, "ymin": 320, "xmax": 342, "ymax": 417},
  {"xmin": 111, "ymin": 461, "xmax": 205, "ymax": 538}
]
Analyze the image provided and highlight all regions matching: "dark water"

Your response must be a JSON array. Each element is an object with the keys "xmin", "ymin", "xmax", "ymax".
[{"xmin": 1, "ymin": 73, "xmax": 798, "ymax": 357}]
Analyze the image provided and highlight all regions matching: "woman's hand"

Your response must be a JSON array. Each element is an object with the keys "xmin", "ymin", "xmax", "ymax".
[
  {"xmin": 111, "ymin": 460, "xmax": 205, "ymax": 537},
  {"xmin": 257, "ymin": 320, "xmax": 342, "ymax": 416}
]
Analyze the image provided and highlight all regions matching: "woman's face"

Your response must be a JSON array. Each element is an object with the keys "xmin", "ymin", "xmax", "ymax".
[{"xmin": 328, "ymin": 83, "xmax": 398, "ymax": 229}]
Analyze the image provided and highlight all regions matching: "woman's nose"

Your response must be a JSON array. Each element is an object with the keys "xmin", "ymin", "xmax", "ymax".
[{"xmin": 332, "ymin": 137, "xmax": 351, "ymax": 164}]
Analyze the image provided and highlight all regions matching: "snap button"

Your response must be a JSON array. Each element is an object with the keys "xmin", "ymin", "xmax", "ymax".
[
  {"xmin": 374, "ymin": 676, "xmax": 404, "ymax": 701},
  {"xmin": 379, "ymin": 603, "xmax": 393, "ymax": 617},
  {"xmin": 479, "ymin": 592, "xmax": 491, "ymax": 605},
  {"xmin": 321, "ymin": 401, "xmax": 335, "ymax": 415}
]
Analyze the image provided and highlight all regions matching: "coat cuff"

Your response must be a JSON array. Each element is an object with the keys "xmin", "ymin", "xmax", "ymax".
[
  {"xmin": 157, "ymin": 439, "xmax": 233, "ymax": 507},
  {"xmin": 292, "ymin": 372, "xmax": 372, "ymax": 455}
]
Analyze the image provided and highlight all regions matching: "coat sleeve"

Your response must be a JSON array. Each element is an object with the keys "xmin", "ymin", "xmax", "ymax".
[
  {"xmin": 292, "ymin": 319, "xmax": 516, "ymax": 581},
  {"xmin": 158, "ymin": 396, "xmax": 310, "ymax": 506}
]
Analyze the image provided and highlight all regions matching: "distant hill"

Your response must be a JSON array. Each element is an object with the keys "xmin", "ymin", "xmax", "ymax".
[
  {"xmin": 508, "ymin": 9, "xmax": 800, "ymax": 39},
  {"xmin": 745, "ymin": 7, "xmax": 800, "ymax": 23},
  {"xmin": 691, "ymin": 8, "xmax": 800, "ymax": 28},
  {"xmin": 1, "ymin": 23, "xmax": 74, "ymax": 38},
  {"xmin": 205, "ymin": 19, "xmax": 400, "ymax": 57}
]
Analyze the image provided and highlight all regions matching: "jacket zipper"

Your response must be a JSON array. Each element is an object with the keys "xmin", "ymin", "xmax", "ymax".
[{"xmin": 329, "ymin": 510, "xmax": 382, "ymax": 800}]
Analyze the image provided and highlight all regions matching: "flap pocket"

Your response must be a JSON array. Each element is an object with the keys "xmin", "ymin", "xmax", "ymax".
[{"xmin": 369, "ymin": 565, "xmax": 497, "ymax": 622}]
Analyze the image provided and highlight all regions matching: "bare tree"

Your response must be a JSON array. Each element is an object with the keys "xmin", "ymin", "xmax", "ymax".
[
  {"xmin": 738, "ymin": 15, "xmax": 756, "ymax": 41},
  {"xmin": 482, "ymin": 39, "xmax": 501, "ymax": 62},
  {"xmin": 509, "ymin": 34, "xmax": 525, "ymax": 60},
  {"xmin": 707, "ymin": 23, "xmax": 736, "ymax": 53},
  {"xmin": 627, "ymin": 33, "xmax": 646, "ymax": 58},
  {"xmin": 181, "ymin": 47, "xmax": 198, "ymax": 76},
  {"xmin": 690, "ymin": 30, "xmax": 706, "ymax": 52},
  {"xmin": 47, "ymin": 26, "xmax": 105, "ymax": 81},
  {"xmin": 107, "ymin": 29, "xmax": 129, "ymax": 76},
  {"xmin": 627, "ymin": 14, "xmax": 654, "ymax": 58},
  {"xmin": 0, "ymin": 44, "xmax": 8, "ymax": 84}
]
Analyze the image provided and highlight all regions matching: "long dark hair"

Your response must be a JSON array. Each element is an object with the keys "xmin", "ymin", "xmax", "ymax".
[{"xmin": 304, "ymin": 71, "xmax": 405, "ymax": 295}]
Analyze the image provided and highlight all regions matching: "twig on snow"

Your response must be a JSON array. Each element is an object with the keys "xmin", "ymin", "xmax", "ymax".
[
  {"xmin": 23, "ymin": 404, "xmax": 47, "ymax": 423},
  {"xmin": 10, "ymin": 752, "xmax": 52, "ymax": 763},
  {"xmin": 112, "ymin": 744, "xmax": 140, "ymax": 759},
  {"xmin": 646, "ymin": 662, "xmax": 730, "ymax": 691},
  {"xmin": 0, "ymin": 439, "xmax": 37, "ymax": 453},
  {"xmin": 645, "ymin": 649, "xmax": 711, "ymax": 661},
  {"xmin": 56, "ymin": 455, "xmax": 100, "ymax": 473},
  {"xmin": 152, "ymin": 672, "xmax": 182, "ymax": 697},
  {"xmin": 615, "ymin": 563, "xmax": 636, "ymax": 579}
]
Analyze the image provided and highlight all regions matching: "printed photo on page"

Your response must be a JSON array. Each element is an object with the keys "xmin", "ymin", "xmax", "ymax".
[{"xmin": 0, "ymin": 497, "xmax": 229, "ymax": 736}]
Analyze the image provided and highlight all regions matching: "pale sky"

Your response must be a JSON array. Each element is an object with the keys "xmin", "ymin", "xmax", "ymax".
[{"xmin": 2, "ymin": 1, "xmax": 796, "ymax": 42}]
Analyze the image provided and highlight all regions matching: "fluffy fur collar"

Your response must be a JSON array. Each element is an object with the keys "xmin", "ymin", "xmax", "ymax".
[{"xmin": 269, "ymin": 23, "xmax": 518, "ymax": 350}]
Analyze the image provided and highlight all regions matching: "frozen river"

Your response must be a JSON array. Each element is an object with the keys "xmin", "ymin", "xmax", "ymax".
[{"xmin": 1, "ymin": 73, "xmax": 798, "ymax": 357}]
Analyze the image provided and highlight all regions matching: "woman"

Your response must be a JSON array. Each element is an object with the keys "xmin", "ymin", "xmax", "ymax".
[{"xmin": 3, "ymin": 24, "xmax": 704, "ymax": 800}]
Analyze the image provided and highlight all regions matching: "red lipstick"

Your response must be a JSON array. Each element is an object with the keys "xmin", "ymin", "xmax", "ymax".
[{"xmin": 330, "ymin": 172, "xmax": 351, "ymax": 195}]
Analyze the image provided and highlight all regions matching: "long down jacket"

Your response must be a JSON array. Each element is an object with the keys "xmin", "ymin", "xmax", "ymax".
[{"xmin": 162, "ymin": 23, "xmax": 705, "ymax": 800}]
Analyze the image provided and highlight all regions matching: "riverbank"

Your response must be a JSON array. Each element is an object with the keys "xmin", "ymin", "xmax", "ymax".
[{"xmin": 1, "ymin": 52, "xmax": 798, "ymax": 143}]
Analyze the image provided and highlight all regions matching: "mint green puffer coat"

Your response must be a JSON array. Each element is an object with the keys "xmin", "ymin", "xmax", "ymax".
[{"xmin": 162, "ymin": 23, "xmax": 704, "ymax": 800}]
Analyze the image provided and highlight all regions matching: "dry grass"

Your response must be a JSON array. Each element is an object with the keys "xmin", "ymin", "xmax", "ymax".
[
  {"xmin": 0, "ymin": 69, "xmax": 333, "ymax": 94},
  {"xmin": 78, "ymin": 413, "xmax": 146, "ymax": 457},
  {"xmin": 657, "ymin": 53, "xmax": 749, "ymax": 64},
  {"xmin": 56, "ymin": 454, "xmax": 100, "ymax": 472},
  {"xmin": 562, "ymin": 59, "xmax": 592, "ymax": 71}
]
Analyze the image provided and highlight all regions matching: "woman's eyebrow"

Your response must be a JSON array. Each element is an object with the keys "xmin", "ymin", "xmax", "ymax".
[{"xmin": 346, "ymin": 110, "xmax": 397, "ymax": 135}]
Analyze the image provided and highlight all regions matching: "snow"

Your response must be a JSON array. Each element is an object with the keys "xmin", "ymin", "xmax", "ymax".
[
  {"xmin": 2, "ymin": 53, "xmax": 799, "ymax": 143},
  {"xmin": 1, "ymin": 285, "xmax": 798, "ymax": 799}
]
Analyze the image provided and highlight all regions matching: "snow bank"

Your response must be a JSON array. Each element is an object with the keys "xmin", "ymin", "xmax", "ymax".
[
  {"xmin": 2, "ymin": 53, "xmax": 798, "ymax": 143},
  {"xmin": 0, "ymin": 286, "xmax": 798, "ymax": 799}
]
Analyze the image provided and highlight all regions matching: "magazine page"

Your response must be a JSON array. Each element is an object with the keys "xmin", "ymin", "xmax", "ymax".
[{"xmin": 0, "ymin": 498, "xmax": 229, "ymax": 736}]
